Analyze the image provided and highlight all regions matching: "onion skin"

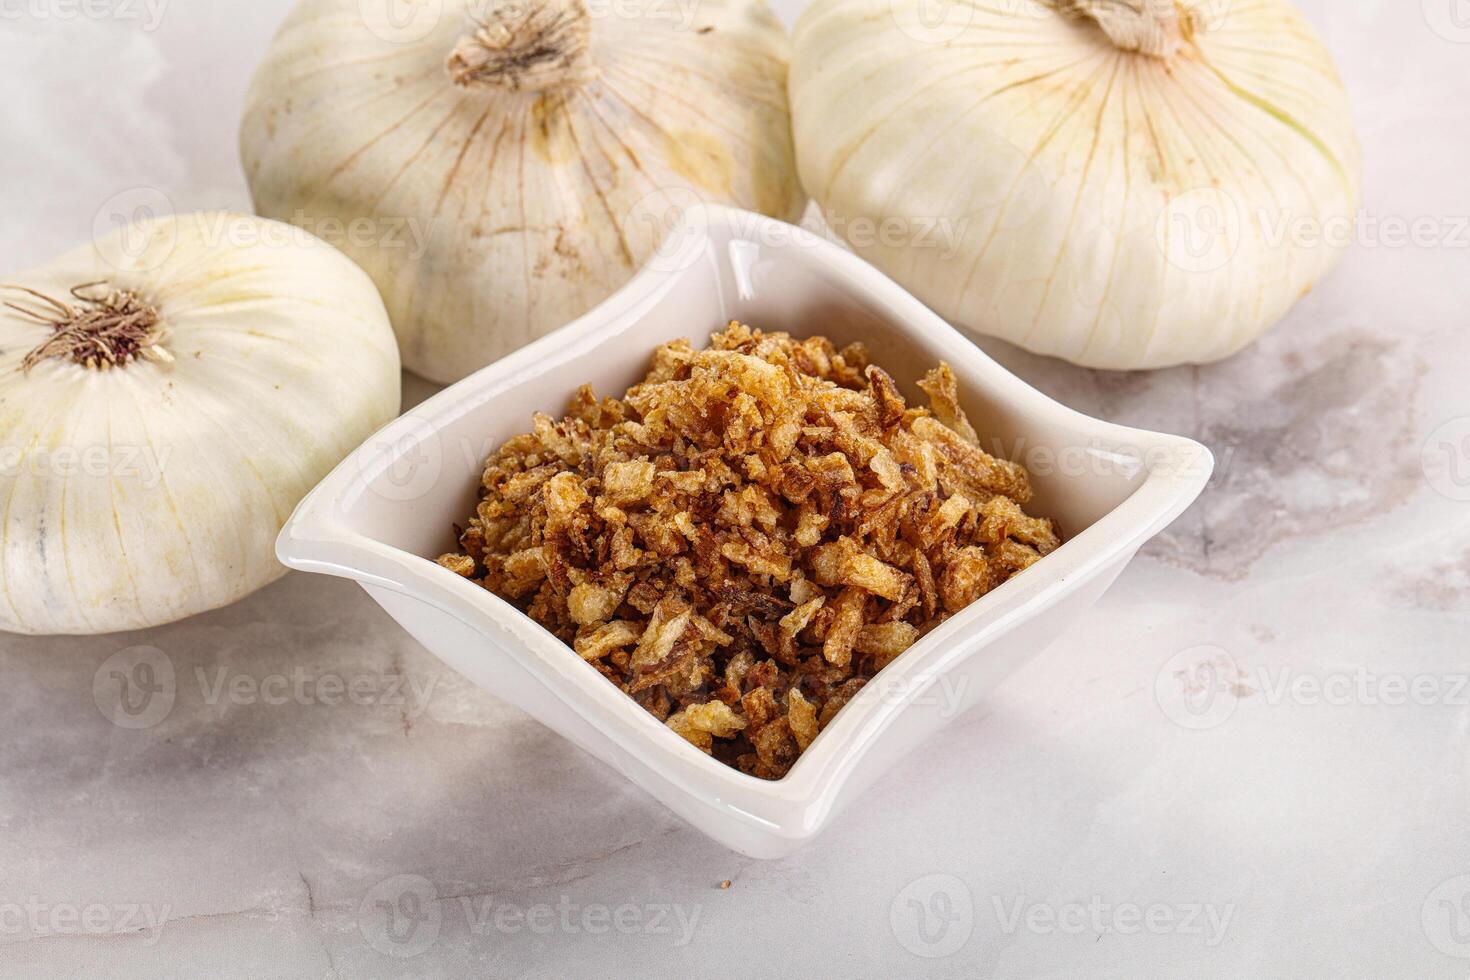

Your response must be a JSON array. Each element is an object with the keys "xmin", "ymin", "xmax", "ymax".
[
  {"xmin": 790, "ymin": 0, "xmax": 1361, "ymax": 370},
  {"xmin": 241, "ymin": 0, "xmax": 805, "ymax": 384},
  {"xmin": 0, "ymin": 213, "xmax": 400, "ymax": 635}
]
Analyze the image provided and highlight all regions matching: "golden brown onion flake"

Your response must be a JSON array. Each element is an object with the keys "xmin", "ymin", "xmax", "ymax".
[{"xmin": 437, "ymin": 322, "xmax": 1060, "ymax": 779}]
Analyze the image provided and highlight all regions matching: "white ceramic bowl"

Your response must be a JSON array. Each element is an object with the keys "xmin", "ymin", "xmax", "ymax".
[{"xmin": 277, "ymin": 206, "xmax": 1212, "ymax": 859}]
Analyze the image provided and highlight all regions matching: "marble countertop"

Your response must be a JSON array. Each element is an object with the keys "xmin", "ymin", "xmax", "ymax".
[{"xmin": 2, "ymin": 1, "xmax": 1468, "ymax": 977}]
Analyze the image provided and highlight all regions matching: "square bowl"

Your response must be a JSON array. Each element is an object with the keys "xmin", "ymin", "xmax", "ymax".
[{"xmin": 276, "ymin": 206, "xmax": 1212, "ymax": 859}]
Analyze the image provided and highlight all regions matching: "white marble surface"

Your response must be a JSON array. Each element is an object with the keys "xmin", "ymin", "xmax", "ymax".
[{"xmin": 2, "ymin": 2, "xmax": 1468, "ymax": 977}]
